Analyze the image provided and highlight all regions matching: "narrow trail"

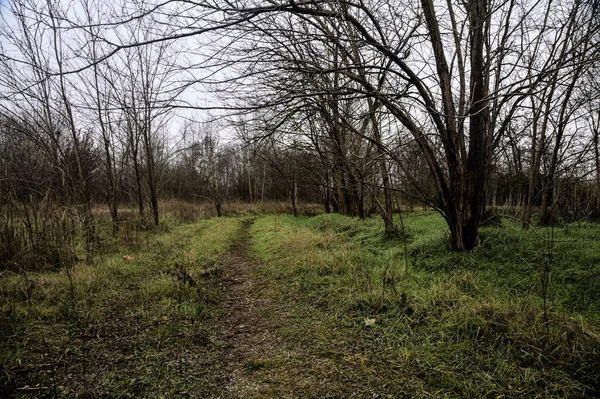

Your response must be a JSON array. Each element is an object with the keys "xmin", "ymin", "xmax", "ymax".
[
  {"xmin": 214, "ymin": 219, "xmax": 285, "ymax": 397},
  {"xmin": 207, "ymin": 219, "xmax": 353, "ymax": 399}
]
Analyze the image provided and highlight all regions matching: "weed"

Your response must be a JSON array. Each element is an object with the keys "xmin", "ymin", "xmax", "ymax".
[
  {"xmin": 3, "ymin": 207, "xmax": 600, "ymax": 398},
  {"xmin": 243, "ymin": 358, "xmax": 271, "ymax": 372},
  {"xmin": 0, "ymin": 202, "xmax": 78, "ymax": 272}
]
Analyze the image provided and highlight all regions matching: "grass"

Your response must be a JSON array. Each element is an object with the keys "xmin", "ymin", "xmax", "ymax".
[
  {"xmin": 2, "ymin": 204, "xmax": 600, "ymax": 398},
  {"xmin": 247, "ymin": 212, "xmax": 600, "ymax": 398},
  {"xmin": 0, "ymin": 215, "xmax": 247, "ymax": 398}
]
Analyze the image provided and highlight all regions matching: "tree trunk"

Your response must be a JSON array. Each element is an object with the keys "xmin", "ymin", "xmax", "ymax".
[
  {"xmin": 215, "ymin": 199, "xmax": 222, "ymax": 217},
  {"xmin": 142, "ymin": 123, "xmax": 159, "ymax": 227},
  {"xmin": 130, "ymin": 132, "xmax": 145, "ymax": 226},
  {"xmin": 261, "ymin": 163, "xmax": 266, "ymax": 203},
  {"xmin": 47, "ymin": 2, "xmax": 95, "ymax": 261},
  {"xmin": 291, "ymin": 176, "xmax": 298, "ymax": 217},
  {"xmin": 324, "ymin": 169, "xmax": 331, "ymax": 214},
  {"xmin": 431, "ymin": 0, "xmax": 489, "ymax": 252},
  {"xmin": 447, "ymin": 211, "xmax": 474, "ymax": 251},
  {"xmin": 461, "ymin": 0, "xmax": 489, "ymax": 250},
  {"xmin": 594, "ymin": 116, "xmax": 600, "ymax": 210},
  {"xmin": 367, "ymin": 98, "xmax": 397, "ymax": 235}
]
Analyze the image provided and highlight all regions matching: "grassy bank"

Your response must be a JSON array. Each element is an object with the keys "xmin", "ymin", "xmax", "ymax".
[
  {"xmin": 0, "ymin": 216, "xmax": 246, "ymax": 398},
  {"xmin": 248, "ymin": 212, "xmax": 600, "ymax": 398}
]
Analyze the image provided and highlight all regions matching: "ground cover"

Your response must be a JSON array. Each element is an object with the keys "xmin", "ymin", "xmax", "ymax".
[
  {"xmin": 1, "ymin": 210, "xmax": 599, "ymax": 398},
  {"xmin": 247, "ymin": 212, "xmax": 600, "ymax": 398},
  {"xmin": 0, "ymin": 216, "xmax": 245, "ymax": 397}
]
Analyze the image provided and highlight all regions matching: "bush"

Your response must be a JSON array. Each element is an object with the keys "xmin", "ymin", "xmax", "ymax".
[{"xmin": 0, "ymin": 203, "xmax": 77, "ymax": 271}]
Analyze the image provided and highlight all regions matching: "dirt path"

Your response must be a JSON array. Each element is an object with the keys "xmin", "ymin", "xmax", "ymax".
[
  {"xmin": 214, "ymin": 220, "xmax": 284, "ymax": 397},
  {"xmin": 206, "ymin": 220, "xmax": 358, "ymax": 399},
  {"xmin": 208, "ymin": 220, "xmax": 294, "ymax": 398}
]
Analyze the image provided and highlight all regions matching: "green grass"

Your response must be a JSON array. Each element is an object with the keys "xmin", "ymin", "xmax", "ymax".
[
  {"xmin": 0, "ymin": 216, "xmax": 247, "ymax": 398},
  {"xmin": 2, "ymin": 209, "xmax": 600, "ymax": 398},
  {"xmin": 248, "ymin": 212, "xmax": 600, "ymax": 398}
]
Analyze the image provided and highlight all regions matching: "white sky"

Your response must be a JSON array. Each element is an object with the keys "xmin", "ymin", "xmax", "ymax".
[{"xmin": 0, "ymin": 0, "xmax": 596, "ymax": 158}]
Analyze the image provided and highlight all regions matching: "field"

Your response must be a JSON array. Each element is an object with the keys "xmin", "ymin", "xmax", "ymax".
[{"xmin": 1, "ymin": 207, "xmax": 599, "ymax": 398}]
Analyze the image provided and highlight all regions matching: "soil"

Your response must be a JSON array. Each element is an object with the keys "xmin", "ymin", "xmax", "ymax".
[
  {"xmin": 212, "ymin": 221, "xmax": 284, "ymax": 397},
  {"xmin": 208, "ymin": 220, "xmax": 351, "ymax": 398},
  {"xmin": 1, "ymin": 219, "xmax": 355, "ymax": 399}
]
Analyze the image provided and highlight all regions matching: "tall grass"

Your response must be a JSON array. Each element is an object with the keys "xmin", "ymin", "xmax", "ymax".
[
  {"xmin": 0, "ymin": 200, "xmax": 77, "ymax": 272},
  {"xmin": 0, "ymin": 214, "xmax": 247, "ymax": 397},
  {"xmin": 4, "ymin": 200, "xmax": 599, "ymax": 397}
]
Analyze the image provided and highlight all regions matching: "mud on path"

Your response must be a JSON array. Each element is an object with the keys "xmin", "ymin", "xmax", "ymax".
[{"xmin": 208, "ymin": 220, "xmax": 348, "ymax": 399}]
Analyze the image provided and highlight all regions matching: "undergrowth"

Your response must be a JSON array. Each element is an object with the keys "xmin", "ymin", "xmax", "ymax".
[
  {"xmin": 2, "ymin": 205, "xmax": 600, "ymax": 398},
  {"xmin": 0, "ymin": 216, "xmax": 246, "ymax": 398}
]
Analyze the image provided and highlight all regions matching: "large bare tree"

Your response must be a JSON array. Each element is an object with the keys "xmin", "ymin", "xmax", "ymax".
[{"xmin": 214, "ymin": 0, "xmax": 600, "ymax": 249}]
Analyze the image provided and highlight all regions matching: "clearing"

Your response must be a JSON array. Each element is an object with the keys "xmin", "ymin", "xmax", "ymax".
[{"xmin": 1, "ymin": 212, "xmax": 600, "ymax": 398}]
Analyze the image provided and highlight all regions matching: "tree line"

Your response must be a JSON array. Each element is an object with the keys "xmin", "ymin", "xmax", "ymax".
[{"xmin": 1, "ymin": 0, "xmax": 600, "ymax": 269}]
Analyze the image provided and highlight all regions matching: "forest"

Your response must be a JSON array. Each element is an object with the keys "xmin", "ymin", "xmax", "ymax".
[{"xmin": 1, "ymin": 0, "xmax": 600, "ymax": 397}]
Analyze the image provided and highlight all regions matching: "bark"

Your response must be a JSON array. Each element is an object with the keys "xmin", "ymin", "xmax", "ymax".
[
  {"xmin": 461, "ymin": 0, "xmax": 490, "ymax": 251},
  {"xmin": 128, "ymin": 120, "xmax": 145, "ymax": 226},
  {"xmin": 420, "ymin": 0, "xmax": 490, "ymax": 250},
  {"xmin": 594, "ymin": 112, "xmax": 600, "ymax": 210},
  {"xmin": 368, "ymin": 99, "xmax": 397, "ymax": 235},
  {"xmin": 141, "ymin": 112, "xmax": 159, "ymax": 227},
  {"xmin": 94, "ymin": 65, "xmax": 119, "ymax": 235},
  {"xmin": 291, "ymin": 176, "xmax": 298, "ymax": 217},
  {"xmin": 144, "ymin": 135, "xmax": 160, "ymax": 227},
  {"xmin": 215, "ymin": 198, "xmax": 222, "ymax": 217}
]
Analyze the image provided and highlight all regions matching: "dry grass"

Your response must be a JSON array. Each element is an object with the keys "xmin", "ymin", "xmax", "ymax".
[
  {"xmin": 0, "ymin": 216, "xmax": 247, "ymax": 398},
  {"xmin": 3, "ymin": 205, "xmax": 600, "ymax": 398}
]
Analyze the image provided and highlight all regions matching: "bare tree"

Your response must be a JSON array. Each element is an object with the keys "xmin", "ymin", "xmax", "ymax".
[
  {"xmin": 182, "ymin": 122, "xmax": 232, "ymax": 217},
  {"xmin": 3, "ymin": 0, "xmax": 600, "ymax": 251},
  {"xmin": 216, "ymin": 0, "xmax": 600, "ymax": 249},
  {"xmin": 0, "ymin": 0, "xmax": 100, "ymax": 261}
]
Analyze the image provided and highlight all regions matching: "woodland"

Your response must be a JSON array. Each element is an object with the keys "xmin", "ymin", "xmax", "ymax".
[{"xmin": 1, "ymin": 0, "xmax": 600, "ymax": 397}]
